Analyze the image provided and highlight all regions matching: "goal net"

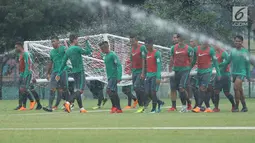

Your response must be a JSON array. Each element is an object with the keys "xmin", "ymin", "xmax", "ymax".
[{"xmin": 25, "ymin": 33, "xmax": 172, "ymax": 87}]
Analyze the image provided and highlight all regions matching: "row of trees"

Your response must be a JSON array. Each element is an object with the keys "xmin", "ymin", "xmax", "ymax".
[{"xmin": 1, "ymin": 0, "xmax": 253, "ymax": 52}]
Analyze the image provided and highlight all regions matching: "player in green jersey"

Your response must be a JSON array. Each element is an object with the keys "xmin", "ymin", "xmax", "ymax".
[
  {"xmin": 222, "ymin": 35, "xmax": 250, "ymax": 112},
  {"xmin": 57, "ymin": 34, "xmax": 91, "ymax": 113},
  {"xmin": 99, "ymin": 41, "xmax": 123, "ymax": 113},
  {"xmin": 43, "ymin": 36, "xmax": 69, "ymax": 112}
]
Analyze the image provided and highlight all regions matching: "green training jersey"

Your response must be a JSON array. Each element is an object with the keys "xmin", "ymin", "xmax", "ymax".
[
  {"xmin": 170, "ymin": 44, "xmax": 193, "ymax": 71},
  {"xmin": 225, "ymin": 48, "xmax": 250, "ymax": 78},
  {"xmin": 103, "ymin": 51, "xmax": 122, "ymax": 80},
  {"xmin": 59, "ymin": 41, "xmax": 91, "ymax": 74},
  {"xmin": 217, "ymin": 50, "xmax": 230, "ymax": 76},
  {"xmin": 50, "ymin": 46, "xmax": 66, "ymax": 73}
]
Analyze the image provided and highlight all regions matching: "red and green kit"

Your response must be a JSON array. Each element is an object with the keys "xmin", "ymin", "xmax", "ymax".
[{"xmin": 130, "ymin": 44, "xmax": 146, "ymax": 74}]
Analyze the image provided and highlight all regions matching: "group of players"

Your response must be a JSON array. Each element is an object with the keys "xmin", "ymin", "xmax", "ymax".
[{"xmin": 14, "ymin": 33, "xmax": 250, "ymax": 113}]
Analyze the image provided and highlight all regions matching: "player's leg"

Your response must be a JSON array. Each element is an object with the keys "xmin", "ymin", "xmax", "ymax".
[
  {"xmin": 168, "ymin": 77, "xmax": 177, "ymax": 111},
  {"xmin": 191, "ymin": 76, "xmax": 199, "ymax": 108},
  {"xmin": 122, "ymin": 86, "xmax": 132, "ymax": 108},
  {"xmin": 178, "ymin": 70, "xmax": 190, "ymax": 113},
  {"xmin": 14, "ymin": 78, "xmax": 24, "ymax": 110},
  {"xmin": 233, "ymin": 75, "xmax": 241, "ymax": 111},
  {"xmin": 92, "ymin": 81, "xmax": 105, "ymax": 109},
  {"xmin": 203, "ymin": 73, "xmax": 213, "ymax": 112},
  {"xmin": 107, "ymin": 78, "xmax": 122, "ymax": 113},
  {"xmin": 213, "ymin": 75, "xmax": 222, "ymax": 112},
  {"xmin": 30, "ymin": 85, "xmax": 42, "ymax": 110},
  {"xmin": 238, "ymin": 76, "xmax": 248, "ymax": 112},
  {"xmin": 17, "ymin": 77, "xmax": 28, "ymax": 111},
  {"xmin": 133, "ymin": 73, "xmax": 144, "ymax": 112},
  {"xmin": 222, "ymin": 75, "xmax": 237, "ymax": 112},
  {"xmin": 150, "ymin": 76, "xmax": 159, "ymax": 113},
  {"xmin": 144, "ymin": 76, "xmax": 151, "ymax": 112},
  {"xmin": 73, "ymin": 72, "xmax": 87, "ymax": 113},
  {"xmin": 43, "ymin": 72, "xmax": 58, "ymax": 112}
]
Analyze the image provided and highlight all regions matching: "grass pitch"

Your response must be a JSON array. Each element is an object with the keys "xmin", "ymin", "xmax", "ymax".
[{"xmin": 0, "ymin": 98, "xmax": 255, "ymax": 143}]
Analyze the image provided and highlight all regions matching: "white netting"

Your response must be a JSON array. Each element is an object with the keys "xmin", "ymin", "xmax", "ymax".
[{"xmin": 25, "ymin": 33, "xmax": 172, "ymax": 86}]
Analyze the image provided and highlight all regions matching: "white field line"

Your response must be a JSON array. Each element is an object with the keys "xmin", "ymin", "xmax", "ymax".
[
  {"xmin": 1, "ymin": 127, "xmax": 255, "ymax": 131},
  {"xmin": 0, "ymin": 106, "xmax": 179, "ymax": 116}
]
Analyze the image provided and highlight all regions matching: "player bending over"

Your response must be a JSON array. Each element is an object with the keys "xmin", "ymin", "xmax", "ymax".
[
  {"xmin": 221, "ymin": 35, "xmax": 249, "ymax": 112},
  {"xmin": 57, "ymin": 34, "xmax": 91, "ymax": 113},
  {"xmin": 191, "ymin": 41, "xmax": 221, "ymax": 113},
  {"xmin": 143, "ymin": 38, "xmax": 163, "ymax": 113},
  {"xmin": 168, "ymin": 33, "xmax": 179, "ymax": 112},
  {"xmin": 99, "ymin": 41, "xmax": 123, "ymax": 113},
  {"xmin": 14, "ymin": 42, "xmax": 37, "ymax": 110},
  {"xmin": 212, "ymin": 45, "xmax": 236, "ymax": 112},
  {"xmin": 43, "ymin": 36, "xmax": 69, "ymax": 112},
  {"xmin": 170, "ymin": 34, "xmax": 193, "ymax": 112}
]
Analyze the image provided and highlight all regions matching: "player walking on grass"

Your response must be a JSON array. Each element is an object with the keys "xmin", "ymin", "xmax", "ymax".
[
  {"xmin": 221, "ymin": 35, "xmax": 250, "ymax": 112},
  {"xmin": 142, "ymin": 38, "xmax": 162, "ymax": 113},
  {"xmin": 99, "ymin": 41, "xmax": 123, "ymax": 113},
  {"xmin": 191, "ymin": 41, "xmax": 221, "ymax": 113},
  {"xmin": 90, "ymin": 49, "xmax": 108, "ymax": 110},
  {"xmin": 43, "ymin": 36, "xmax": 69, "ymax": 112},
  {"xmin": 123, "ymin": 57, "xmax": 138, "ymax": 109},
  {"xmin": 14, "ymin": 42, "xmax": 37, "ymax": 111},
  {"xmin": 211, "ymin": 45, "xmax": 236, "ymax": 112},
  {"xmin": 170, "ymin": 34, "xmax": 193, "ymax": 113},
  {"xmin": 189, "ymin": 39, "xmax": 199, "ymax": 109},
  {"xmin": 57, "ymin": 34, "xmax": 91, "ymax": 113},
  {"xmin": 168, "ymin": 33, "xmax": 179, "ymax": 112},
  {"xmin": 129, "ymin": 35, "xmax": 146, "ymax": 113}
]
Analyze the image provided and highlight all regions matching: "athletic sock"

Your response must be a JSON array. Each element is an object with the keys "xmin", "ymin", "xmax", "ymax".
[
  {"xmin": 114, "ymin": 93, "xmax": 121, "ymax": 110},
  {"xmin": 152, "ymin": 103, "xmax": 157, "ymax": 111},
  {"xmin": 241, "ymin": 99, "xmax": 247, "ymax": 108},
  {"xmin": 18, "ymin": 92, "xmax": 22, "ymax": 107},
  {"xmin": 214, "ymin": 93, "xmax": 220, "ymax": 108},
  {"xmin": 179, "ymin": 91, "xmax": 187, "ymax": 106},
  {"xmin": 204, "ymin": 92, "xmax": 211, "ymax": 108},
  {"xmin": 198, "ymin": 89, "xmax": 205, "ymax": 108},
  {"xmin": 172, "ymin": 101, "xmax": 176, "ymax": 108},
  {"xmin": 75, "ymin": 91, "xmax": 83, "ymax": 109},
  {"xmin": 49, "ymin": 90, "xmax": 55, "ymax": 109},
  {"xmin": 54, "ymin": 91, "xmax": 62, "ymax": 107},
  {"xmin": 27, "ymin": 93, "xmax": 34, "ymax": 102},
  {"xmin": 127, "ymin": 97, "xmax": 132, "ymax": 106},
  {"xmin": 226, "ymin": 93, "xmax": 235, "ymax": 107},
  {"xmin": 31, "ymin": 90, "xmax": 41, "ymax": 106}
]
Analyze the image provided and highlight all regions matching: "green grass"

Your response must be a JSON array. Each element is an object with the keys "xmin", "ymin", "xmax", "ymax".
[{"xmin": 0, "ymin": 99, "xmax": 255, "ymax": 143}]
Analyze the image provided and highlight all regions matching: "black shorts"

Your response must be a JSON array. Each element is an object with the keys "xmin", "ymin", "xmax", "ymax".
[
  {"xmin": 69, "ymin": 72, "xmax": 86, "ymax": 91},
  {"xmin": 214, "ymin": 75, "xmax": 231, "ymax": 92},
  {"xmin": 107, "ymin": 78, "xmax": 118, "ymax": 92},
  {"xmin": 173, "ymin": 70, "xmax": 190, "ymax": 90},
  {"xmin": 50, "ymin": 71, "xmax": 68, "ymax": 89},
  {"xmin": 197, "ymin": 72, "xmax": 211, "ymax": 87},
  {"xmin": 232, "ymin": 74, "xmax": 245, "ymax": 83},
  {"xmin": 132, "ymin": 72, "xmax": 144, "ymax": 91},
  {"xmin": 144, "ymin": 76, "xmax": 159, "ymax": 94},
  {"xmin": 19, "ymin": 74, "xmax": 32, "ymax": 89},
  {"xmin": 170, "ymin": 76, "xmax": 176, "ymax": 90}
]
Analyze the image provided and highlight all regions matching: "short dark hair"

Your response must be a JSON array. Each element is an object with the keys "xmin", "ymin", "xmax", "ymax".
[
  {"xmin": 51, "ymin": 36, "xmax": 59, "ymax": 41},
  {"xmin": 129, "ymin": 33, "xmax": 137, "ymax": 39},
  {"xmin": 145, "ymin": 38, "xmax": 153, "ymax": 44},
  {"xmin": 173, "ymin": 33, "xmax": 180, "ymax": 37},
  {"xmin": 99, "ymin": 41, "xmax": 108, "ymax": 48},
  {"xmin": 15, "ymin": 41, "xmax": 23, "ymax": 47},
  {"xmin": 69, "ymin": 34, "xmax": 78, "ymax": 43},
  {"xmin": 234, "ymin": 35, "xmax": 243, "ymax": 41}
]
